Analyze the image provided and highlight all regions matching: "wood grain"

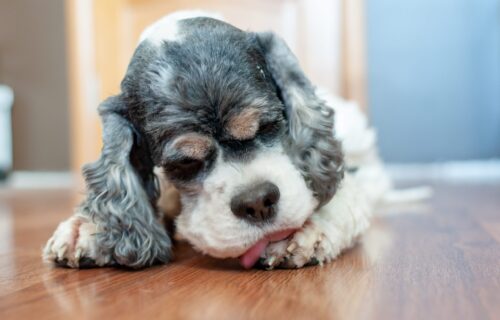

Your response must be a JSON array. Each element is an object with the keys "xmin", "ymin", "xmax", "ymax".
[{"xmin": 0, "ymin": 182, "xmax": 499, "ymax": 320}]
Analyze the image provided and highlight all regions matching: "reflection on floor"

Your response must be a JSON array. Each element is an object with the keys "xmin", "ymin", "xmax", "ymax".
[{"xmin": 0, "ymin": 181, "xmax": 499, "ymax": 319}]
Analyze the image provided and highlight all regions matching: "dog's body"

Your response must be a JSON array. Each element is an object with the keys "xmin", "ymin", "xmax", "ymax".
[{"xmin": 44, "ymin": 12, "xmax": 402, "ymax": 270}]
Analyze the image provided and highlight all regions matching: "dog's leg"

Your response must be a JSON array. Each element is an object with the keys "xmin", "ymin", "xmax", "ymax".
[
  {"xmin": 263, "ymin": 174, "xmax": 372, "ymax": 269},
  {"xmin": 43, "ymin": 192, "xmax": 171, "ymax": 269}
]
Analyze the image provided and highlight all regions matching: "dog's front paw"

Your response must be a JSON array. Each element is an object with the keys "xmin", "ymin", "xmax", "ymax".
[
  {"xmin": 43, "ymin": 216, "xmax": 112, "ymax": 268},
  {"xmin": 261, "ymin": 220, "xmax": 340, "ymax": 269}
]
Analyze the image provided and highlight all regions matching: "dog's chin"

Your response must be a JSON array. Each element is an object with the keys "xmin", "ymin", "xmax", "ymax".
[
  {"xmin": 176, "ymin": 210, "xmax": 313, "ymax": 268},
  {"xmin": 180, "ymin": 227, "xmax": 300, "ymax": 268}
]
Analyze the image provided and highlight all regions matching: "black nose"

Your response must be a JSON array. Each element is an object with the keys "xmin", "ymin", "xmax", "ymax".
[{"xmin": 230, "ymin": 182, "xmax": 280, "ymax": 222}]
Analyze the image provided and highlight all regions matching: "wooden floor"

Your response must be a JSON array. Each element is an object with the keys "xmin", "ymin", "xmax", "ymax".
[{"xmin": 0, "ymin": 181, "xmax": 499, "ymax": 320}]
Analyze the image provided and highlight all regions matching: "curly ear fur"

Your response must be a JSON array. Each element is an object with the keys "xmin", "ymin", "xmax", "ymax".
[
  {"xmin": 256, "ymin": 32, "xmax": 344, "ymax": 208},
  {"xmin": 78, "ymin": 95, "xmax": 171, "ymax": 268}
]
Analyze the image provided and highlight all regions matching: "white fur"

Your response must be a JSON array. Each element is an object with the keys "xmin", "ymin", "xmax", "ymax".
[
  {"xmin": 42, "ymin": 90, "xmax": 421, "ymax": 268},
  {"xmin": 43, "ymin": 215, "xmax": 110, "ymax": 267},
  {"xmin": 320, "ymin": 90, "xmax": 431, "ymax": 205},
  {"xmin": 175, "ymin": 91, "xmax": 424, "ymax": 265},
  {"xmin": 263, "ymin": 174, "xmax": 371, "ymax": 268},
  {"xmin": 258, "ymin": 92, "xmax": 431, "ymax": 268},
  {"xmin": 175, "ymin": 145, "xmax": 317, "ymax": 258},
  {"xmin": 139, "ymin": 11, "xmax": 223, "ymax": 46}
]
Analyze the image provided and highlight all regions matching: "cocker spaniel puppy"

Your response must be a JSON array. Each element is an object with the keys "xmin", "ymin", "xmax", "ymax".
[{"xmin": 43, "ymin": 12, "xmax": 407, "ymax": 270}]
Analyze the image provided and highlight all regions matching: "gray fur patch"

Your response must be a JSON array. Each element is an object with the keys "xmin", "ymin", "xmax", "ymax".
[
  {"xmin": 78, "ymin": 96, "xmax": 172, "ymax": 268},
  {"xmin": 256, "ymin": 32, "xmax": 345, "ymax": 208}
]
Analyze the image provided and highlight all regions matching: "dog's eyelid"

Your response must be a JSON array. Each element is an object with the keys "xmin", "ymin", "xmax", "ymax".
[
  {"xmin": 162, "ymin": 149, "xmax": 210, "ymax": 165},
  {"xmin": 166, "ymin": 133, "xmax": 213, "ymax": 160},
  {"xmin": 179, "ymin": 157, "xmax": 197, "ymax": 163},
  {"xmin": 258, "ymin": 119, "xmax": 281, "ymax": 133},
  {"xmin": 225, "ymin": 107, "xmax": 261, "ymax": 140},
  {"xmin": 219, "ymin": 135, "xmax": 254, "ymax": 144},
  {"xmin": 260, "ymin": 119, "xmax": 278, "ymax": 128},
  {"xmin": 162, "ymin": 150, "xmax": 205, "ymax": 171},
  {"xmin": 175, "ymin": 156, "xmax": 202, "ymax": 165}
]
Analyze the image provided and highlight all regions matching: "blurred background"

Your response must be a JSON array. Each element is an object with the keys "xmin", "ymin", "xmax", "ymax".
[{"xmin": 0, "ymin": 0, "xmax": 499, "ymax": 187}]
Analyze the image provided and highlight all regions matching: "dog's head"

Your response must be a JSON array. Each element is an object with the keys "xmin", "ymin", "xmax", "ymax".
[{"xmin": 93, "ymin": 14, "xmax": 343, "ymax": 262}]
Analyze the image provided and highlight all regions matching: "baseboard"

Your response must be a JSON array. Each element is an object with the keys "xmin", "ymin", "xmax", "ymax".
[
  {"xmin": 0, "ymin": 171, "xmax": 76, "ymax": 189},
  {"xmin": 387, "ymin": 159, "xmax": 500, "ymax": 183}
]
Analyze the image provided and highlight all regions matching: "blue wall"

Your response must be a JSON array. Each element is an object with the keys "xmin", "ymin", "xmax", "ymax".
[{"xmin": 366, "ymin": 0, "xmax": 500, "ymax": 162}]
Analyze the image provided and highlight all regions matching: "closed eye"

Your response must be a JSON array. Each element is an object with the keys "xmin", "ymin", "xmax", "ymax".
[
  {"xmin": 220, "ymin": 137, "xmax": 254, "ymax": 148},
  {"xmin": 258, "ymin": 121, "xmax": 278, "ymax": 134},
  {"xmin": 220, "ymin": 121, "xmax": 282, "ymax": 149},
  {"xmin": 257, "ymin": 120, "xmax": 282, "ymax": 139},
  {"xmin": 163, "ymin": 157, "xmax": 204, "ymax": 180},
  {"xmin": 178, "ymin": 157, "xmax": 202, "ymax": 167}
]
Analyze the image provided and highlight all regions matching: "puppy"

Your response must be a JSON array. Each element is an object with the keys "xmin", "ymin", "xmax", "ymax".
[{"xmin": 43, "ymin": 12, "xmax": 396, "ymax": 270}]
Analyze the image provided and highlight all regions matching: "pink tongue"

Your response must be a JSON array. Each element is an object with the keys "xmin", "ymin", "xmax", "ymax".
[
  {"xmin": 239, "ymin": 229, "xmax": 295, "ymax": 269},
  {"xmin": 239, "ymin": 239, "xmax": 269, "ymax": 269}
]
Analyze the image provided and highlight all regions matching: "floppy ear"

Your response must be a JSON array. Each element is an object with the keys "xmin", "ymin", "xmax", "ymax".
[
  {"xmin": 256, "ymin": 32, "xmax": 344, "ymax": 208},
  {"xmin": 79, "ymin": 95, "xmax": 171, "ymax": 268}
]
